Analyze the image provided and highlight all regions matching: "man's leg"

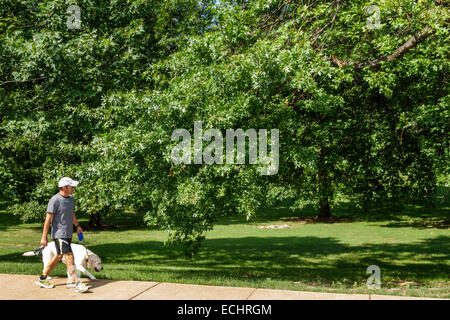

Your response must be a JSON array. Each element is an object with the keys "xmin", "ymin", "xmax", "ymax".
[
  {"xmin": 42, "ymin": 239, "xmax": 65, "ymax": 277},
  {"xmin": 36, "ymin": 241, "xmax": 62, "ymax": 288},
  {"xmin": 42, "ymin": 254, "xmax": 62, "ymax": 277},
  {"xmin": 64, "ymin": 252, "xmax": 79, "ymax": 284},
  {"xmin": 65, "ymin": 252, "xmax": 89, "ymax": 293}
]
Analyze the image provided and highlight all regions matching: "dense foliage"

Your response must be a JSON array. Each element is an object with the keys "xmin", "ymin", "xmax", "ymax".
[{"xmin": 1, "ymin": 0, "xmax": 448, "ymax": 254}]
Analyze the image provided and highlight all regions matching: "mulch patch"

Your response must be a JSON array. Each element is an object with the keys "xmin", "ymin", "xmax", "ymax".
[{"xmin": 280, "ymin": 216, "xmax": 353, "ymax": 224}]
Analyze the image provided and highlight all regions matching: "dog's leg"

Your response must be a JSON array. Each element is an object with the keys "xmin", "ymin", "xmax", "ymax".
[
  {"xmin": 42, "ymin": 260, "xmax": 48, "ymax": 276},
  {"xmin": 77, "ymin": 265, "xmax": 96, "ymax": 280},
  {"xmin": 42, "ymin": 249, "xmax": 50, "ymax": 275},
  {"xmin": 42, "ymin": 259, "xmax": 52, "ymax": 280},
  {"xmin": 41, "ymin": 244, "xmax": 56, "ymax": 279}
]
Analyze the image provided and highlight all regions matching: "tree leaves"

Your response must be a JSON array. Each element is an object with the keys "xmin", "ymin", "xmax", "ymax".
[{"xmin": 1, "ymin": 0, "xmax": 448, "ymax": 255}]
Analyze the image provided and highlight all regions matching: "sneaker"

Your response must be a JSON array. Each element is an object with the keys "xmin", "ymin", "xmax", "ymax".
[
  {"xmin": 75, "ymin": 281, "xmax": 90, "ymax": 293},
  {"xmin": 35, "ymin": 278, "xmax": 54, "ymax": 289},
  {"xmin": 66, "ymin": 280, "xmax": 85, "ymax": 289}
]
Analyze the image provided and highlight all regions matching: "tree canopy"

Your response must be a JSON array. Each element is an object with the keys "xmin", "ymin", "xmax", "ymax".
[{"xmin": 1, "ymin": 0, "xmax": 448, "ymax": 255}]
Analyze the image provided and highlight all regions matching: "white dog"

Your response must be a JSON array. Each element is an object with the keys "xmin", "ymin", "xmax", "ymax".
[{"xmin": 23, "ymin": 242, "xmax": 103, "ymax": 281}]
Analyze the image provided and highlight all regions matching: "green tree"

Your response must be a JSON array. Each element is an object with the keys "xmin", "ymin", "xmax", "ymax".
[
  {"xmin": 1, "ymin": 0, "xmax": 448, "ymax": 254},
  {"xmin": 0, "ymin": 0, "xmax": 217, "ymax": 226},
  {"xmin": 72, "ymin": 0, "xmax": 448, "ymax": 253}
]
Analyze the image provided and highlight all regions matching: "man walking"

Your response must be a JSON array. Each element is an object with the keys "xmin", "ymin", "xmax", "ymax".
[{"xmin": 35, "ymin": 177, "xmax": 89, "ymax": 293}]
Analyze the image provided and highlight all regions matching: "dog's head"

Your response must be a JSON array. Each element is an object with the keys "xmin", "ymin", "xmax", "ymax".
[{"xmin": 86, "ymin": 250, "xmax": 104, "ymax": 272}]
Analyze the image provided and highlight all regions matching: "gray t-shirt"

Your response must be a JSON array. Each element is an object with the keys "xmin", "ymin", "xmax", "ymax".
[{"xmin": 46, "ymin": 193, "xmax": 75, "ymax": 239}]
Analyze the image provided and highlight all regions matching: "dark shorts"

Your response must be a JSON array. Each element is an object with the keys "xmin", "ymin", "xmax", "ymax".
[{"xmin": 53, "ymin": 238, "xmax": 72, "ymax": 255}]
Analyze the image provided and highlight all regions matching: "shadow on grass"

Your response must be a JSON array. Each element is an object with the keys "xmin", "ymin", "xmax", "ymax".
[
  {"xmin": 2, "ymin": 185, "xmax": 448, "ymax": 231},
  {"xmin": 77, "ymin": 210, "xmax": 153, "ymax": 232},
  {"xmin": 215, "ymin": 186, "xmax": 449, "ymax": 227},
  {"xmin": 0, "ymin": 210, "xmax": 25, "ymax": 231},
  {"xmin": 216, "ymin": 202, "xmax": 449, "ymax": 230},
  {"xmin": 3, "ymin": 235, "xmax": 448, "ymax": 286},
  {"xmin": 0, "ymin": 209, "xmax": 152, "ymax": 232},
  {"xmin": 383, "ymin": 220, "xmax": 450, "ymax": 229}
]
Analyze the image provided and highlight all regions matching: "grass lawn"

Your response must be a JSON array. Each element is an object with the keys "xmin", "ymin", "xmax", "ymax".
[{"xmin": 0, "ymin": 199, "xmax": 449, "ymax": 298}]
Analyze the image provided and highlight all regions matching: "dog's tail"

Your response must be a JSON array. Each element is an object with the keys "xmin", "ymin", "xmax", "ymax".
[{"xmin": 22, "ymin": 246, "xmax": 44, "ymax": 257}]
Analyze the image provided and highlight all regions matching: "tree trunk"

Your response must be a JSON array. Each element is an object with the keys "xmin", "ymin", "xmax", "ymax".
[
  {"xmin": 317, "ymin": 148, "xmax": 333, "ymax": 220},
  {"xmin": 318, "ymin": 197, "xmax": 332, "ymax": 219},
  {"xmin": 89, "ymin": 212, "xmax": 102, "ymax": 229}
]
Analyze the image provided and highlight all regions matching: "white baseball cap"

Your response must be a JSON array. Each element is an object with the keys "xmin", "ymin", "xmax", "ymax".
[{"xmin": 58, "ymin": 177, "xmax": 79, "ymax": 188}]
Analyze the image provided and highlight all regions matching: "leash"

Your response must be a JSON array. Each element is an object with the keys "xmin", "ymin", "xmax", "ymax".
[{"xmin": 77, "ymin": 231, "xmax": 90, "ymax": 263}]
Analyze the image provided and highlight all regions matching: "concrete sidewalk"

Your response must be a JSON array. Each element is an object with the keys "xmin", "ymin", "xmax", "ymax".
[{"xmin": 0, "ymin": 274, "xmax": 442, "ymax": 300}]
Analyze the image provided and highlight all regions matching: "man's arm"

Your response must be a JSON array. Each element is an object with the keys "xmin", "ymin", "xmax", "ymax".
[
  {"xmin": 40, "ymin": 213, "xmax": 53, "ymax": 247},
  {"xmin": 73, "ymin": 212, "xmax": 83, "ymax": 234}
]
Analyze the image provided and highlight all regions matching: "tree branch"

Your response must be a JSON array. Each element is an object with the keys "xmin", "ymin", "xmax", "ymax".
[
  {"xmin": 327, "ymin": 26, "xmax": 435, "ymax": 70},
  {"xmin": 311, "ymin": 0, "xmax": 341, "ymax": 48},
  {"xmin": 248, "ymin": 0, "xmax": 301, "ymax": 38},
  {"xmin": 0, "ymin": 76, "xmax": 48, "ymax": 87}
]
